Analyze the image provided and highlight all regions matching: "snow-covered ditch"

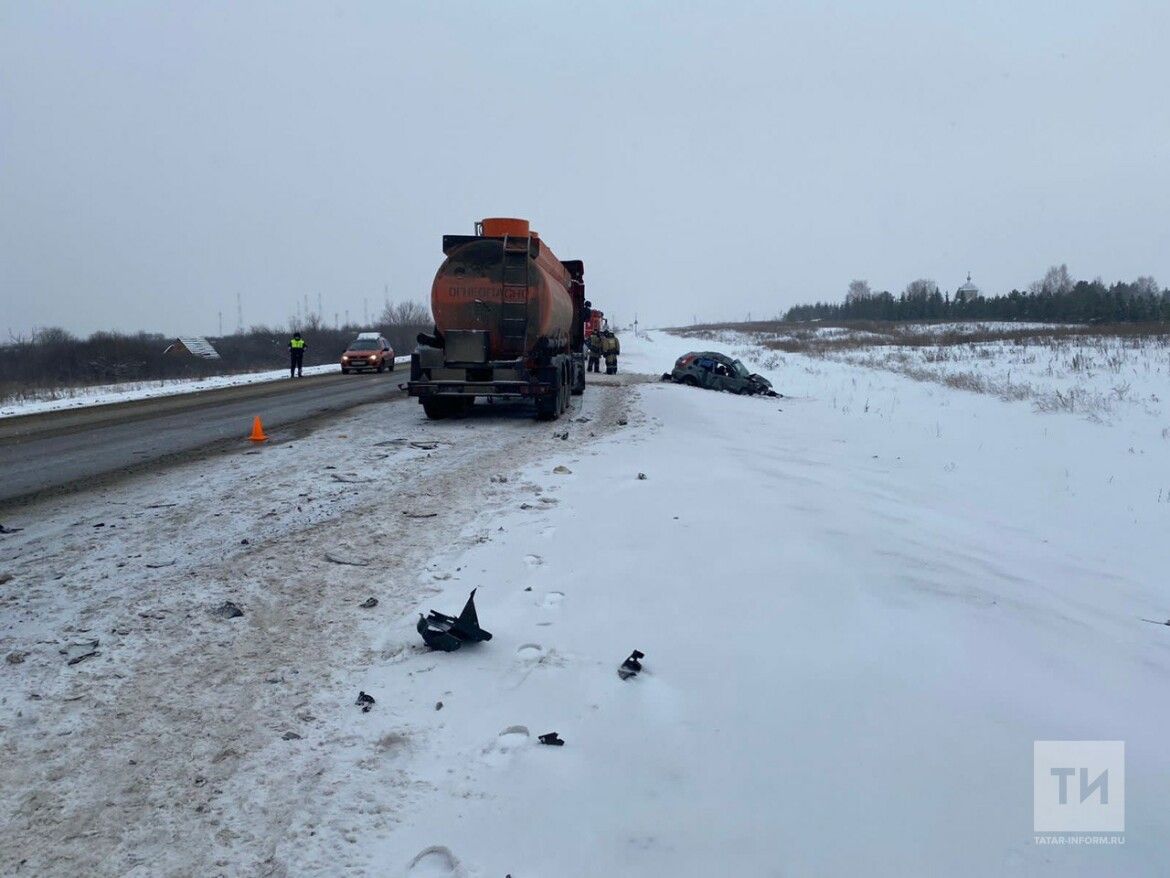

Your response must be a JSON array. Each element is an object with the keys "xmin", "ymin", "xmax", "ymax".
[{"xmin": 2, "ymin": 332, "xmax": 1168, "ymax": 876}]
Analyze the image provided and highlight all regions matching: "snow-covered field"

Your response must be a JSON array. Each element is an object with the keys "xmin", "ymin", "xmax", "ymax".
[
  {"xmin": 690, "ymin": 324, "xmax": 1169, "ymax": 425},
  {"xmin": 834, "ymin": 333, "xmax": 1168, "ymax": 422},
  {"xmin": 0, "ymin": 356, "xmax": 411, "ymax": 419},
  {"xmin": 2, "ymin": 330, "xmax": 1167, "ymax": 876}
]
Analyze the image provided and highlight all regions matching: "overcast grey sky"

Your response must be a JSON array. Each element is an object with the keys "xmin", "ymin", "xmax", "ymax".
[{"xmin": 2, "ymin": 1, "xmax": 1168, "ymax": 338}]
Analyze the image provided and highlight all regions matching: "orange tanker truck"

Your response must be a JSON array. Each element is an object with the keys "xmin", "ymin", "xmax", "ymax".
[{"xmin": 409, "ymin": 217, "xmax": 587, "ymax": 420}]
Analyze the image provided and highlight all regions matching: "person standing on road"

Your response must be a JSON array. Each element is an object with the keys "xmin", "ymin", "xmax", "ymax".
[
  {"xmin": 289, "ymin": 332, "xmax": 306, "ymax": 378},
  {"xmin": 587, "ymin": 330, "xmax": 602, "ymax": 373},
  {"xmin": 602, "ymin": 330, "xmax": 620, "ymax": 375}
]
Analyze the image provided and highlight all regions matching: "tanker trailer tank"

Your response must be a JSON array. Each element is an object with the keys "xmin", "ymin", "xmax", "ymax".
[{"xmin": 408, "ymin": 218, "xmax": 587, "ymax": 421}]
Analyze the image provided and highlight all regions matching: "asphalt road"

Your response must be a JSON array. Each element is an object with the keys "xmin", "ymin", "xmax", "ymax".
[{"xmin": 0, "ymin": 370, "xmax": 407, "ymax": 507}]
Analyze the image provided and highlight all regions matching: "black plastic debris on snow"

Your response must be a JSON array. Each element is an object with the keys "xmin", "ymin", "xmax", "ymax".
[
  {"xmin": 417, "ymin": 588, "xmax": 493, "ymax": 652},
  {"xmin": 360, "ymin": 597, "xmax": 379, "ymax": 609},
  {"xmin": 0, "ymin": 524, "xmax": 24, "ymax": 535},
  {"xmin": 356, "ymin": 691, "xmax": 375, "ymax": 712},
  {"xmin": 618, "ymin": 649, "xmax": 645, "ymax": 680},
  {"xmin": 538, "ymin": 732, "xmax": 565, "ymax": 746},
  {"xmin": 1141, "ymin": 618, "xmax": 1170, "ymax": 626}
]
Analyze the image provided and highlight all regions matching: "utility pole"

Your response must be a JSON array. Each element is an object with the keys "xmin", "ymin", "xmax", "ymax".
[
  {"xmin": 334, "ymin": 312, "xmax": 339, "ymax": 329},
  {"xmin": 236, "ymin": 293, "xmax": 243, "ymax": 333},
  {"xmin": 363, "ymin": 298, "xmax": 369, "ymax": 324},
  {"xmin": 218, "ymin": 311, "xmax": 223, "ymax": 336},
  {"xmin": 317, "ymin": 293, "xmax": 323, "ymax": 321}
]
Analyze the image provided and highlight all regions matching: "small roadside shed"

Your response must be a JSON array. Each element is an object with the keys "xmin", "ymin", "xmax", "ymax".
[{"xmin": 163, "ymin": 336, "xmax": 222, "ymax": 360}]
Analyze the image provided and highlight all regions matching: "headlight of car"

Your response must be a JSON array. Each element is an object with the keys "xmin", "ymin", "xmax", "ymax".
[
  {"xmin": 342, "ymin": 356, "xmax": 349, "ymax": 362},
  {"xmin": 369, "ymin": 355, "xmax": 377, "ymax": 361}
]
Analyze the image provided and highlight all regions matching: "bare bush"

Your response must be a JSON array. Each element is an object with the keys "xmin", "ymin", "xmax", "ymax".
[
  {"xmin": 846, "ymin": 280, "xmax": 872, "ymax": 304},
  {"xmin": 942, "ymin": 372, "xmax": 986, "ymax": 393},
  {"xmin": 380, "ymin": 300, "xmax": 432, "ymax": 327},
  {"xmin": 1030, "ymin": 264, "xmax": 1075, "ymax": 297}
]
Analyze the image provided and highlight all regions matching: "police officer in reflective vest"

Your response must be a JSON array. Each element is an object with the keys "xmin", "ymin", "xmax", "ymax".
[{"xmin": 289, "ymin": 332, "xmax": 306, "ymax": 378}]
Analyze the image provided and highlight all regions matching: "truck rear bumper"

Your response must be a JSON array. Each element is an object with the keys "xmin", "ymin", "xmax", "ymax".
[
  {"xmin": 407, "ymin": 380, "xmax": 555, "ymax": 398},
  {"xmin": 408, "ymin": 351, "xmax": 570, "ymax": 400}
]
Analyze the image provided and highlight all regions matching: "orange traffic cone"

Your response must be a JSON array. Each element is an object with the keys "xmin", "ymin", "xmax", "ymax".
[{"xmin": 249, "ymin": 416, "xmax": 268, "ymax": 442}]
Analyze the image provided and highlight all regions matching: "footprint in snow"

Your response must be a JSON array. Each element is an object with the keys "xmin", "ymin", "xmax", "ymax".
[
  {"xmin": 510, "ymin": 645, "xmax": 564, "ymax": 688},
  {"xmin": 406, "ymin": 845, "xmax": 465, "ymax": 877},
  {"xmin": 542, "ymin": 591, "xmax": 564, "ymax": 608},
  {"xmin": 524, "ymin": 554, "xmax": 543, "ymax": 567},
  {"xmin": 482, "ymin": 725, "xmax": 530, "ymax": 766}
]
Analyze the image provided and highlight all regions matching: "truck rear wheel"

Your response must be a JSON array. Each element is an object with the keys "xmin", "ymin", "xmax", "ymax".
[
  {"xmin": 423, "ymin": 398, "xmax": 454, "ymax": 420},
  {"xmin": 537, "ymin": 384, "xmax": 562, "ymax": 420}
]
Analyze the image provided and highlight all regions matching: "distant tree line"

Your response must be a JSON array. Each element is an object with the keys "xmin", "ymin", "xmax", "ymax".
[
  {"xmin": 0, "ymin": 300, "xmax": 431, "ymax": 400},
  {"xmin": 785, "ymin": 266, "xmax": 1170, "ymax": 323}
]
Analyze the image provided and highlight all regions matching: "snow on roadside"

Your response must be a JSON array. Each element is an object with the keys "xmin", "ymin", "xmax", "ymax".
[
  {"xmin": 0, "ymin": 356, "xmax": 412, "ymax": 419},
  {"xmin": 0, "ymin": 365, "xmax": 637, "ymax": 877},
  {"xmin": 3, "ymin": 331, "xmax": 1168, "ymax": 876},
  {"xmin": 332, "ymin": 334, "xmax": 1167, "ymax": 876}
]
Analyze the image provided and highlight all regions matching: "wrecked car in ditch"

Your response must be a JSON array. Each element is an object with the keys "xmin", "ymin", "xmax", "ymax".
[{"xmin": 663, "ymin": 351, "xmax": 778, "ymax": 396}]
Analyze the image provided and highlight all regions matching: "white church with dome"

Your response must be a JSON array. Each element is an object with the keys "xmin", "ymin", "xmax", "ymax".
[{"xmin": 955, "ymin": 272, "xmax": 981, "ymax": 302}]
